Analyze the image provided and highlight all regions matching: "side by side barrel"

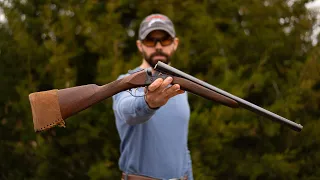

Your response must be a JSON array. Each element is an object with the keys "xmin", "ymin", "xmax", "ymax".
[{"xmin": 154, "ymin": 61, "xmax": 303, "ymax": 132}]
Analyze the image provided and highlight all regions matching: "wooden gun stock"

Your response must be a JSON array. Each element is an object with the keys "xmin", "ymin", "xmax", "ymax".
[
  {"xmin": 29, "ymin": 68, "xmax": 238, "ymax": 132},
  {"xmin": 29, "ymin": 69, "xmax": 148, "ymax": 132}
]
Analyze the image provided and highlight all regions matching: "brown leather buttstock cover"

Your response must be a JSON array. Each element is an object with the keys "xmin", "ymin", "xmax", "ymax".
[{"xmin": 29, "ymin": 89, "xmax": 66, "ymax": 132}]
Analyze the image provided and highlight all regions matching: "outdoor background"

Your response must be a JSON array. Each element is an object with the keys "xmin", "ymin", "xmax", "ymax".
[{"xmin": 1, "ymin": 0, "xmax": 320, "ymax": 179}]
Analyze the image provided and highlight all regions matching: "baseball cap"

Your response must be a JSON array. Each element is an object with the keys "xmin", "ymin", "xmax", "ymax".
[{"xmin": 138, "ymin": 14, "xmax": 176, "ymax": 40}]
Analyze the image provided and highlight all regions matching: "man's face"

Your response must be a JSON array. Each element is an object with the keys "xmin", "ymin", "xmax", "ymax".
[{"xmin": 137, "ymin": 30, "xmax": 178, "ymax": 68}]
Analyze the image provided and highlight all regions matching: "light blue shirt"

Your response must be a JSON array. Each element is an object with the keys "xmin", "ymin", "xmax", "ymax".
[{"xmin": 112, "ymin": 67, "xmax": 193, "ymax": 180}]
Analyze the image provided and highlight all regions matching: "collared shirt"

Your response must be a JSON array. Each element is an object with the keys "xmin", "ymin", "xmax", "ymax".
[{"xmin": 112, "ymin": 67, "xmax": 193, "ymax": 180}]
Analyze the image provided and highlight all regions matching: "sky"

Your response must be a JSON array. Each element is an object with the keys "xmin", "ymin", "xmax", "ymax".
[
  {"xmin": 306, "ymin": 0, "xmax": 320, "ymax": 9},
  {"xmin": 0, "ymin": 8, "xmax": 4, "ymax": 23},
  {"xmin": 305, "ymin": 0, "xmax": 320, "ymax": 45}
]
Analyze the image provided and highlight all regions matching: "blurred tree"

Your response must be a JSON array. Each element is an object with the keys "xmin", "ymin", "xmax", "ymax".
[{"xmin": 0, "ymin": 0, "xmax": 319, "ymax": 179}]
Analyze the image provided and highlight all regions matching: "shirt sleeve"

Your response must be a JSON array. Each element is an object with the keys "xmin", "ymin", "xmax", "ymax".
[{"xmin": 112, "ymin": 88, "xmax": 158, "ymax": 125}]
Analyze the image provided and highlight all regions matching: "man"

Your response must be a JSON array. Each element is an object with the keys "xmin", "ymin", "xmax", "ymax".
[{"xmin": 112, "ymin": 14, "xmax": 193, "ymax": 180}]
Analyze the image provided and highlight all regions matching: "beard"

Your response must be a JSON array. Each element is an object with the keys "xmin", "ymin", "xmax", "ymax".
[{"xmin": 142, "ymin": 50, "xmax": 171, "ymax": 68}]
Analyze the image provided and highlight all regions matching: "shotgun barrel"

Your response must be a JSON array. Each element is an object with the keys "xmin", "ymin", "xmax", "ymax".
[{"xmin": 154, "ymin": 61, "xmax": 303, "ymax": 132}]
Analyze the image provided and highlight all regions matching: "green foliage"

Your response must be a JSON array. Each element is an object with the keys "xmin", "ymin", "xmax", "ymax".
[{"xmin": 0, "ymin": 0, "xmax": 319, "ymax": 179}]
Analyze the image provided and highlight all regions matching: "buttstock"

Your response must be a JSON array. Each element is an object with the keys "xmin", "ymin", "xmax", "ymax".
[{"xmin": 29, "ymin": 70, "xmax": 148, "ymax": 132}]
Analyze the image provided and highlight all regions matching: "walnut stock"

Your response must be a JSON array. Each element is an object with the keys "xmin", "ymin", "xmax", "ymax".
[{"xmin": 29, "ymin": 68, "xmax": 239, "ymax": 132}]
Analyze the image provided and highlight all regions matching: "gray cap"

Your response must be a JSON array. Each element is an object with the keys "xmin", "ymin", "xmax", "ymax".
[{"xmin": 138, "ymin": 14, "xmax": 176, "ymax": 40}]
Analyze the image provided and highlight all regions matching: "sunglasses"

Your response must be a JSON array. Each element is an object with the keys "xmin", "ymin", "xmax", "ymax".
[{"xmin": 141, "ymin": 36, "xmax": 174, "ymax": 47}]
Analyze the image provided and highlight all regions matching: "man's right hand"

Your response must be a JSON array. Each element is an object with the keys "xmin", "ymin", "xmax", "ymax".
[{"xmin": 144, "ymin": 77, "xmax": 185, "ymax": 109}]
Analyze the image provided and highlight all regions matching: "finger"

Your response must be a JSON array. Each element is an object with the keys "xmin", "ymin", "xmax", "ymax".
[
  {"xmin": 148, "ymin": 78, "xmax": 163, "ymax": 92},
  {"xmin": 158, "ymin": 77, "xmax": 173, "ymax": 92},
  {"xmin": 176, "ymin": 89, "xmax": 185, "ymax": 94},
  {"xmin": 164, "ymin": 84, "xmax": 181, "ymax": 95},
  {"xmin": 167, "ymin": 89, "xmax": 185, "ymax": 99}
]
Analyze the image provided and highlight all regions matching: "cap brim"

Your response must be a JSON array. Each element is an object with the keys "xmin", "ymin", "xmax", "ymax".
[{"xmin": 140, "ymin": 26, "xmax": 175, "ymax": 40}]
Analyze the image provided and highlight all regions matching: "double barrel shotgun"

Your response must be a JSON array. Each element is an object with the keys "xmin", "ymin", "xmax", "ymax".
[{"xmin": 28, "ymin": 61, "xmax": 303, "ymax": 132}]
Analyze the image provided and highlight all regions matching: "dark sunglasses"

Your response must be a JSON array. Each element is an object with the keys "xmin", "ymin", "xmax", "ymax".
[{"xmin": 141, "ymin": 36, "xmax": 174, "ymax": 47}]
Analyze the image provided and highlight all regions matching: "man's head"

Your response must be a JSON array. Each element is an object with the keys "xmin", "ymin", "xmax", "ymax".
[{"xmin": 136, "ymin": 14, "xmax": 179, "ymax": 68}]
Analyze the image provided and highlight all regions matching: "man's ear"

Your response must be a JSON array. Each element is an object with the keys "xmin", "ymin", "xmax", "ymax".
[
  {"xmin": 136, "ymin": 40, "xmax": 143, "ymax": 53},
  {"xmin": 173, "ymin": 37, "xmax": 179, "ymax": 51}
]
